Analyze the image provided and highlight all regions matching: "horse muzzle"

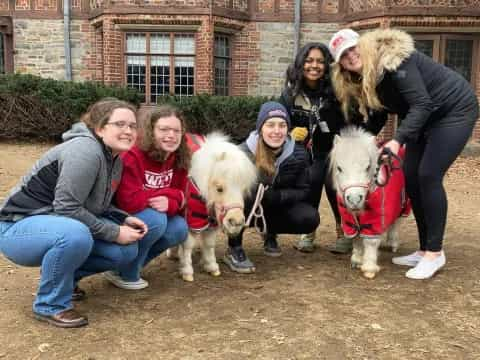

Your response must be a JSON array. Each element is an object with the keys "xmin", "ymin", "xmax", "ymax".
[
  {"xmin": 216, "ymin": 204, "xmax": 245, "ymax": 236},
  {"xmin": 344, "ymin": 190, "xmax": 367, "ymax": 211}
]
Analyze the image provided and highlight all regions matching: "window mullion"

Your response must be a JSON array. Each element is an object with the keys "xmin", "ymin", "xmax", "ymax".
[
  {"xmin": 145, "ymin": 33, "xmax": 151, "ymax": 105},
  {"xmin": 170, "ymin": 33, "xmax": 175, "ymax": 96}
]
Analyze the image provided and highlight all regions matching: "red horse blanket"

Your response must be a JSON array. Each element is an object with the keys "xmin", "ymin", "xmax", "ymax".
[
  {"xmin": 338, "ymin": 147, "xmax": 411, "ymax": 238},
  {"xmin": 184, "ymin": 133, "xmax": 217, "ymax": 232}
]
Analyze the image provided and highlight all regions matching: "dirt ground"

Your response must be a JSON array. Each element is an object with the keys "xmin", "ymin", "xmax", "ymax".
[{"xmin": 0, "ymin": 142, "xmax": 479, "ymax": 360}]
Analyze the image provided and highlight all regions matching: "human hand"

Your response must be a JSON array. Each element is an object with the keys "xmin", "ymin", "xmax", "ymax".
[
  {"xmin": 124, "ymin": 216, "xmax": 148, "ymax": 234},
  {"xmin": 116, "ymin": 225, "xmax": 144, "ymax": 245},
  {"xmin": 382, "ymin": 139, "xmax": 400, "ymax": 156},
  {"xmin": 290, "ymin": 127, "xmax": 308, "ymax": 142},
  {"xmin": 148, "ymin": 196, "xmax": 169, "ymax": 212}
]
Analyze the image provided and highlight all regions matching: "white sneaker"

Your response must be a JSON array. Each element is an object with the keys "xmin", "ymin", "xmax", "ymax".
[
  {"xmin": 103, "ymin": 271, "xmax": 149, "ymax": 290},
  {"xmin": 405, "ymin": 252, "xmax": 446, "ymax": 280},
  {"xmin": 392, "ymin": 251, "xmax": 424, "ymax": 267}
]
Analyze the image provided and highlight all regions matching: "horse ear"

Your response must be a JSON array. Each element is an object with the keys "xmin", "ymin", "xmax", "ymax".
[
  {"xmin": 216, "ymin": 151, "xmax": 227, "ymax": 161},
  {"xmin": 334, "ymin": 134, "xmax": 341, "ymax": 145}
]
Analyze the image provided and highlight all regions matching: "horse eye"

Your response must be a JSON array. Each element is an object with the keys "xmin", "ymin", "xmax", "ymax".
[
  {"xmin": 337, "ymin": 166, "xmax": 342, "ymax": 173},
  {"xmin": 366, "ymin": 164, "xmax": 371, "ymax": 172}
]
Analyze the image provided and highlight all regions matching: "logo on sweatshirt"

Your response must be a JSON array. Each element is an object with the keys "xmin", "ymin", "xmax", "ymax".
[{"xmin": 144, "ymin": 169, "xmax": 173, "ymax": 189}]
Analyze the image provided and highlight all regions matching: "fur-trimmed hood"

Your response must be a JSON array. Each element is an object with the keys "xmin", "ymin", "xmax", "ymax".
[
  {"xmin": 358, "ymin": 28, "xmax": 414, "ymax": 75},
  {"xmin": 331, "ymin": 29, "xmax": 415, "ymax": 120}
]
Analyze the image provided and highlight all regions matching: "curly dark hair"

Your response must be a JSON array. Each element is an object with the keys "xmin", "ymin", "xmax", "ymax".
[
  {"xmin": 138, "ymin": 105, "xmax": 191, "ymax": 170},
  {"xmin": 284, "ymin": 42, "xmax": 335, "ymax": 100}
]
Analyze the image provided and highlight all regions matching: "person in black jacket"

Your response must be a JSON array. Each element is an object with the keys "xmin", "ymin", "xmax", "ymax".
[
  {"xmin": 329, "ymin": 28, "xmax": 479, "ymax": 279},
  {"xmin": 223, "ymin": 101, "xmax": 319, "ymax": 273},
  {"xmin": 280, "ymin": 42, "xmax": 364, "ymax": 253}
]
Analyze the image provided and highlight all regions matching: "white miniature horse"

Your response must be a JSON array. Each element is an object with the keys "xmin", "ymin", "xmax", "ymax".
[
  {"xmin": 171, "ymin": 133, "xmax": 257, "ymax": 282},
  {"xmin": 330, "ymin": 126, "xmax": 408, "ymax": 279}
]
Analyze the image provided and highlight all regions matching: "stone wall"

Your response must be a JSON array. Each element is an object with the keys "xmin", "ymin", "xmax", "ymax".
[
  {"xmin": 71, "ymin": 19, "xmax": 95, "ymax": 81},
  {"xmin": 252, "ymin": 22, "xmax": 339, "ymax": 97},
  {"xmin": 13, "ymin": 19, "xmax": 94, "ymax": 81},
  {"xmin": 14, "ymin": 19, "xmax": 66, "ymax": 79}
]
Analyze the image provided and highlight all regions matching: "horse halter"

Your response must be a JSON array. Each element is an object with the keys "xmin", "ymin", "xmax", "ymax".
[
  {"xmin": 375, "ymin": 147, "xmax": 403, "ymax": 187},
  {"xmin": 339, "ymin": 147, "xmax": 403, "ymax": 197},
  {"xmin": 213, "ymin": 202, "xmax": 245, "ymax": 226}
]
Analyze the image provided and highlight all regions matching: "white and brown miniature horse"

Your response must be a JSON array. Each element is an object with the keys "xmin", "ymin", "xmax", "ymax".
[
  {"xmin": 169, "ymin": 132, "xmax": 257, "ymax": 281},
  {"xmin": 330, "ymin": 126, "xmax": 410, "ymax": 279}
]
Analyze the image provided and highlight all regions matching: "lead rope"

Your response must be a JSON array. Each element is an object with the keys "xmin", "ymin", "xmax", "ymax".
[{"xmin": 245, "ymin": 184, "xmax": 268, "ymax": 235}]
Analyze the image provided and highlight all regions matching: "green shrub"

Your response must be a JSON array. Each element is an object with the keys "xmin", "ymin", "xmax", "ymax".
[
  {"xmin": 0, "ymin": 74, "xmax": 142, "ymax": 140},
  {"xmin": 155, "ymin": 94, "xmax": 270, "ymax": 143},
  {"xmin": 0, "ymin": 74, "xmax": 272, "ymax": 142}
]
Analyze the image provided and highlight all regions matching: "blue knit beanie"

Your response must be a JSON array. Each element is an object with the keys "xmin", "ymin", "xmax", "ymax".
[{"xmin": 256, "ymin": 101, "xmax": 291, "ymax": 132}]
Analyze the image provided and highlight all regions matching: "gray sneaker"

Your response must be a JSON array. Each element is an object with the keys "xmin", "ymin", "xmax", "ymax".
[
  {"xmin": 223, "ymin": 246, "xmax": 256, "ymax": 273},
  {"xmin": 328, "ymin": 224, "xmax": 353, "ymax": 254},
  {"xmin": 294, "ymin": 232, "xmax": 315, "ymax": 253}
]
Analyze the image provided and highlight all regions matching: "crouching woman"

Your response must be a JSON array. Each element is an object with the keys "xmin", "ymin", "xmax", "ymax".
[
  {"xmin": 112, "ymin": 105, "xmax": 190, "ymax": 288},
  {"xmin": 223, "ymin": 101, "xmax": 320, "ymax": 273},
  {"xmin": 0, "ymin": 98, "xmax": 147, "ymax": 328}
]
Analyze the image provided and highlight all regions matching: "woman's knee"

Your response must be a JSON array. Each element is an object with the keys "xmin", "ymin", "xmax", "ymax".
[
  {"xmin": 290, "ymin": 204, "xmax": 319, "ymax": 233},
  {"xmin": 163, "ymin": 216, "xmax": 189, "ymax": 247},
  {"xmin": 60, "ymin": 220, "xmax": 94, "ymax": 259},
  {"xmin": 135, "ymin": 208, "xmax": 168, "ymax": 240}
]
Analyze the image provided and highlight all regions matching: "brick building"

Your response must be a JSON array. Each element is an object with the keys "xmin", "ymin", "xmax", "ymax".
[{"xmin": 0, "ymin": 0, "xmax": 479, "ymax": 139}]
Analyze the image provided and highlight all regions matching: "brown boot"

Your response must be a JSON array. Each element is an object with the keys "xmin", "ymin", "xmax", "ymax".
[{"xmin": 34, "ymin": 309, "xmax": 88, "ymax": 328}]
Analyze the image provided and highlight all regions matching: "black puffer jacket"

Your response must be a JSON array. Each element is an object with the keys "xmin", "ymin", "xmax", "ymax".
[
  {"xmin": 239, "ymin": 132, "xmax": 311, "ymax": 205},
  {"xmin": 377, "ymin": 50, "xmax": 478, "ymax": 144},
  {"xmin": 279, "ymin": 87, "xmax": 345, "ymax": 158}
]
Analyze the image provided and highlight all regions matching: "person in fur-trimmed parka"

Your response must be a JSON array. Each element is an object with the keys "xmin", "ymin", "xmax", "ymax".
[{"xmin": 328, "ymin": 28, "xmax": 479, "ymax": 280}]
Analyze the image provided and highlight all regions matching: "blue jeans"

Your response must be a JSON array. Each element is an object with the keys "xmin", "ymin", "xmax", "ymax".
[
  {"xmin": 0, "ymin": 215, "xmax": 138, "ymax": 316},
  {"xmin": 117, "ymin": 208, "xmax": 188, "ymax": 281}
]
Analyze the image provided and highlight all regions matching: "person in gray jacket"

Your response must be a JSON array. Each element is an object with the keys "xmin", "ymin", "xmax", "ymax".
[{"xmin": 0, "ymin": 98, "xmax": 147, "ymax": 328}]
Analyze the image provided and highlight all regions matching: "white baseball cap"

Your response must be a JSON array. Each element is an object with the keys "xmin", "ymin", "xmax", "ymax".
[{"xmin": 329, "ymin": 29, "xmax": 360, "ymax": 63}]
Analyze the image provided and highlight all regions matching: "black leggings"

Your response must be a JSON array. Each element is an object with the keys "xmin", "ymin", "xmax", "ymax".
[
  {"xmin": 404, "ymin": 119, "xmax": 477, "ymax": 252},
  {"xmin": 308, "ymin": 156, "xmax": 341, "ymax": 225},
  {"xmin": 228, "ymin": 201, "xmax": 319, "ymax": 247}
]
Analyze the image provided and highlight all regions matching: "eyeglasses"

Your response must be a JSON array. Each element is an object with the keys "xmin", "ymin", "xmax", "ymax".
[
  {"xmin": 156, "ymin": 127, "xmax": 182, "ymax": 135},
  {"xmin": 105, "ymin": 121, "xmax": 138, "ymax": 131}
]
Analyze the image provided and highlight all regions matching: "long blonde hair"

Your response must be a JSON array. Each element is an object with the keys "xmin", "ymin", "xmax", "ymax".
[
  {"xmin": 331, "ymin": 29, "xmax": 414, "ymax": 121},
  {"xmin": 255, "ymin": 138, "xmax": 277, "ymax": 178},
  {"xmin": 331, "ymin": 39, "xmax": 384, "ymax": 121}
]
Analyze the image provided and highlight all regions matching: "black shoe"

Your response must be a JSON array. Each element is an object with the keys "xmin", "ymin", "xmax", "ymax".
[{"xmin": 263, "ymin": 233, "xmax": 282, "ymax": 257}]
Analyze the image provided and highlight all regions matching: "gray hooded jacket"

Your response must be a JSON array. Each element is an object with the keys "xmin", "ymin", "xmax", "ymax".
[{"xmin": 0, "ymin": 122, "xmax": 128, "ymax": 242}]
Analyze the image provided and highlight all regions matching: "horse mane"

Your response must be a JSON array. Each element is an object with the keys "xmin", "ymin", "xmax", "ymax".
[
  {"xmin": 329, "ymin": 126, "xmax": 378, "ymax": 190},
  {"xmin": 189, "ymin": 132, "xmax": 257, "ymax": 200}
]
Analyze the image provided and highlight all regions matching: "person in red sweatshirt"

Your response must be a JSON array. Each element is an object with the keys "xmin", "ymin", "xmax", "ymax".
[{"xmin": 108, "ymin": 105, "xmax": 191, "ymax": 290}]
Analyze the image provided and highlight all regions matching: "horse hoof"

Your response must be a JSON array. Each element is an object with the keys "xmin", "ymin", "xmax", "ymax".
[
  {"xmin": 351, "ymin": 263, "xmax": 360, "ymax": 269},
  {"xmin": 210, "ymin": 270, "xmax": 221, "ymax": 277},
  {"xmin": 363, "ymin": 271, "xmax": 376, "ymax": 279},
  {"xmin": 182, "ymin": 274, "xmax": 194, "ymax": 282}
]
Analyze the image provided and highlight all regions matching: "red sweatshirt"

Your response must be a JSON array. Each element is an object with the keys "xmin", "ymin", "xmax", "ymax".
[{"xmin": 116, "ymin": 145, "xmax": 188, "ymax": 216}]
